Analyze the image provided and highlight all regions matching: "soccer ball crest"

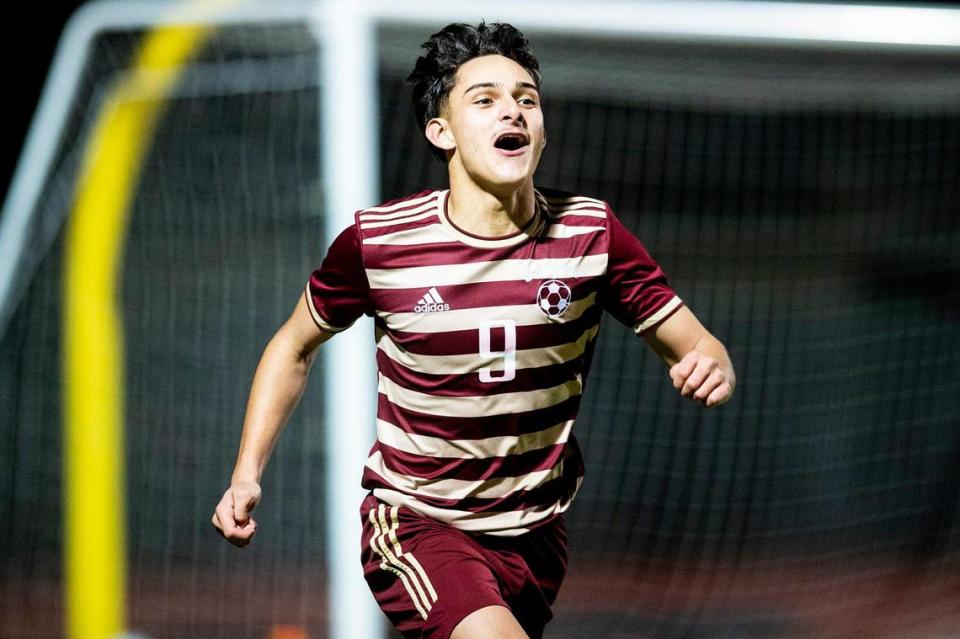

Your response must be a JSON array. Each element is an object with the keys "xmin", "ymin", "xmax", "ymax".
[{"xmin": 536, "ymin": 279, "xmax": 572, "ymax": 318}]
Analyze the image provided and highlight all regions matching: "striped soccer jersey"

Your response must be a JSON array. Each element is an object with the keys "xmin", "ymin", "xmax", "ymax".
[{"xmin": 306, "ymin": 188, "xmax": 682, "ymax": 536}]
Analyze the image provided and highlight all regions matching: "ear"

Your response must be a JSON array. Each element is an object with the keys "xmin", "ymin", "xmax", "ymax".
[{"xmin": 425, "ymin": 117, "xmax": 456, "ymax": 152}]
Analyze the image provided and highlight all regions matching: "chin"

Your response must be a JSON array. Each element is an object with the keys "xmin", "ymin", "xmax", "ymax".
[
  {"xmin": 482, "ymin": 172, "xmax": 532, "ymax": 194},
  {"xmin": 490, "ymin": 161, "xmax": 538, "ymax": 187},
  {"xmin": 457, "ymin": 153, "xmax": 539, "ymax": 192}
]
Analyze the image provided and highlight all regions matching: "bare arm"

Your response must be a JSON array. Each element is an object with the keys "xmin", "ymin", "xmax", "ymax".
[
  {"xmin": 644, "ymin": 305, "xmax": 736, "ymax": 408},
  {"xmin": 212, "ymin": 294, "xmax": 334, "ymax": 546}
]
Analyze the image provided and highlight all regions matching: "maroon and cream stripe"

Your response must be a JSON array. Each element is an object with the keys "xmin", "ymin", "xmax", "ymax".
[{"xmin": 307, "ymin": 187, "xmax": 680, "ymax": 535}]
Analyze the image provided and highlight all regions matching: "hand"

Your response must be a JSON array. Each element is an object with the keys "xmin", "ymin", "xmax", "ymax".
[
  {"xmin": 212, "ymin": 480, "xmax": 262, "ymax": 547},
  {"xmin": 670, "ymin": 351, "xmax": 734, "ymax": 408}
]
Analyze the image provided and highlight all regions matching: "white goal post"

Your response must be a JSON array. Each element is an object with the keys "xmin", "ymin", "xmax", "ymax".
[{"xmin": 0, "ymin": 2, "xmax": 957, "ymax": 639}]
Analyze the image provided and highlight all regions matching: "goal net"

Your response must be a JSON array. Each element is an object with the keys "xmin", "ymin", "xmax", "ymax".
[{"xmin": 1, "ymin": 4, "xmax": 959, "ymax": 638}]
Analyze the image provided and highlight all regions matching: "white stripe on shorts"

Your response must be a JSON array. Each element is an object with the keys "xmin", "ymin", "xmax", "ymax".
[{"xmin": 368, "ymin": 504, "xmax": 436, "ymax": 619}]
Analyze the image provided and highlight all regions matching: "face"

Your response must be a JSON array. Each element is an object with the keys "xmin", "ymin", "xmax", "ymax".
[{"xmin": 427, "ymin": 54, "xmax": 546, "ymax": 193}]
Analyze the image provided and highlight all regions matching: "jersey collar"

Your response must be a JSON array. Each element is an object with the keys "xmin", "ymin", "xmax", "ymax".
[{"xmin": 437, "ymin": 189, "xmax": 547, "ymax": 249}]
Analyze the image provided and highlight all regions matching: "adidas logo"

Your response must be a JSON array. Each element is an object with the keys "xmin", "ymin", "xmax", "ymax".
[{"xmin": 414, "ymin": 287, "xmax": 451, "ymax": 313}]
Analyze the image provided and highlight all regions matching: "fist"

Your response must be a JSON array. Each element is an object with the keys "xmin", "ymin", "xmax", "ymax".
[
  {"xmin": 670, "ymin": 351, "xmax": 734, "ymax": 407},
  {"xmin": 212, "ymin": 480, "xmax": 262, "ymax": 547}
]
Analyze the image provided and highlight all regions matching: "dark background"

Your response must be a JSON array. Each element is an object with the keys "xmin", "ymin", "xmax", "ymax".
[
  {"xmin": 2, "ymin": 3, "xmax": 959, "ymax": 638},
  {"xmin": 1, "ymin": 2, "xmax": 85, "ymax": 205}
]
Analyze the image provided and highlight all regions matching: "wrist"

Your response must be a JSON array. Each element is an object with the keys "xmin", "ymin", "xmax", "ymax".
[{"xmin": 231, "ymin": 459, "xmax": 262, "ymax": 485}]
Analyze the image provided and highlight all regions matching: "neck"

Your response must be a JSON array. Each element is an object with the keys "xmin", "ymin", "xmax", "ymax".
[{"xmin": 446, "ymin": 172, "xmax": 536, "ymax": 238}]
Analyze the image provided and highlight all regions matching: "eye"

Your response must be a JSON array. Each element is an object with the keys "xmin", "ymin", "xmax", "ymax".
[
  {"xmin": 474, "ymin": 97, "xmax": 493, "ymax": 105},
  {"xmin": 519, "ymin": 97, "xmax": 538, "ymax": 106}
]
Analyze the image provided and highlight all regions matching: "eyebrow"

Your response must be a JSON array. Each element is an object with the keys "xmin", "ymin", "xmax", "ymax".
[{"xmin": 463, "ymin": 81, "xmax": 539, "ymax": 96}]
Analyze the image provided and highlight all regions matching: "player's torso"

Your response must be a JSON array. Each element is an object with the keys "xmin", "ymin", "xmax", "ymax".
[
  {"xmin": 356, "ymin": 188, "xmax": 611, "ymax": 533},
  {"xmin": 358, "ymin": 189, "xmax": 611, "ymax": 403}
]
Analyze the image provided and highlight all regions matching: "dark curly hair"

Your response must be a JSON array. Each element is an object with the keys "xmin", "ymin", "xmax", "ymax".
[{"xmin": 407, "ymin": 22, "xmax": 541, "ymax": 161}]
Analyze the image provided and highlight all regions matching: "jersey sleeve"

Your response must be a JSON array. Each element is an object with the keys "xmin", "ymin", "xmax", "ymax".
[
  {"xmin": 601, "ymin": 205, "xmax": 684, "ymax": 335},
  {"xmin": 304, "ymin": 223, "xmax": 372, "ymax": 333}
]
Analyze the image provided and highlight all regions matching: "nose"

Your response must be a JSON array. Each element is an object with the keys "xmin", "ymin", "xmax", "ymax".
[{"xmin": 500, "ymin": 98, "xmax": 523, "ymax": 123}]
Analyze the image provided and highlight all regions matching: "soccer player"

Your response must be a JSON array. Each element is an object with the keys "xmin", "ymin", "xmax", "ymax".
[{"xmin": 213, "ymin": 22, "xmax": 735, "ymax": 639}]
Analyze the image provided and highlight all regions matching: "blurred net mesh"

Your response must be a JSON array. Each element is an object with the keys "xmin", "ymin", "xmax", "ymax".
[
  {"xmin": 1, "ymin": 17, "xmax": 959, "ymax": 639},
  {"xmin": 379, "ymin": 31, "xmax": 960, "ymax": 639},
  {"xmin": 0, "ymin": 21, "xmax": 330, "ymax": 638}
]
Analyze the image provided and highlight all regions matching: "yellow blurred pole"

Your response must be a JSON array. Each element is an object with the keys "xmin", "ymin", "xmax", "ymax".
[{"xmin": 63, "ymin": 2, "xmax": 235, "ymax": 636}]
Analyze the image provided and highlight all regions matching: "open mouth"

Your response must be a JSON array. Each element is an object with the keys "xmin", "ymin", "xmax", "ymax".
[{"xmin": 494, "ymin": 132, "xmax": 530, "ymax": 152}]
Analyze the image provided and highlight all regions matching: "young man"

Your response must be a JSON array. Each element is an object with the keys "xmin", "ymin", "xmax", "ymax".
[{"xmin": 213, "ymin": 22, "xmax": 734, "ymax": 639}]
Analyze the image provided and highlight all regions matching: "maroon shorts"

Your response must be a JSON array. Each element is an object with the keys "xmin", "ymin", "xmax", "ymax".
[{"xmin": 359, "ymin": 494, "xmax": 568, "ymax": 638}]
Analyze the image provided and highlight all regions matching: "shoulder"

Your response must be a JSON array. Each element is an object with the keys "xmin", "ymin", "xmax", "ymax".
[
  {"xmin": 536, "ymin": 186, "xmax": 610, "ymax": 221},
  {"xmin": 352, "ymin": 189, "xmax": 447, "ymax": 253},
  {"xmin": 356, "ymin": 189, "xmax": 439, "ymax": 219},
  {"xmin": 353, "ymin": 189, "xmax": 442, "ymax": 236}
]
